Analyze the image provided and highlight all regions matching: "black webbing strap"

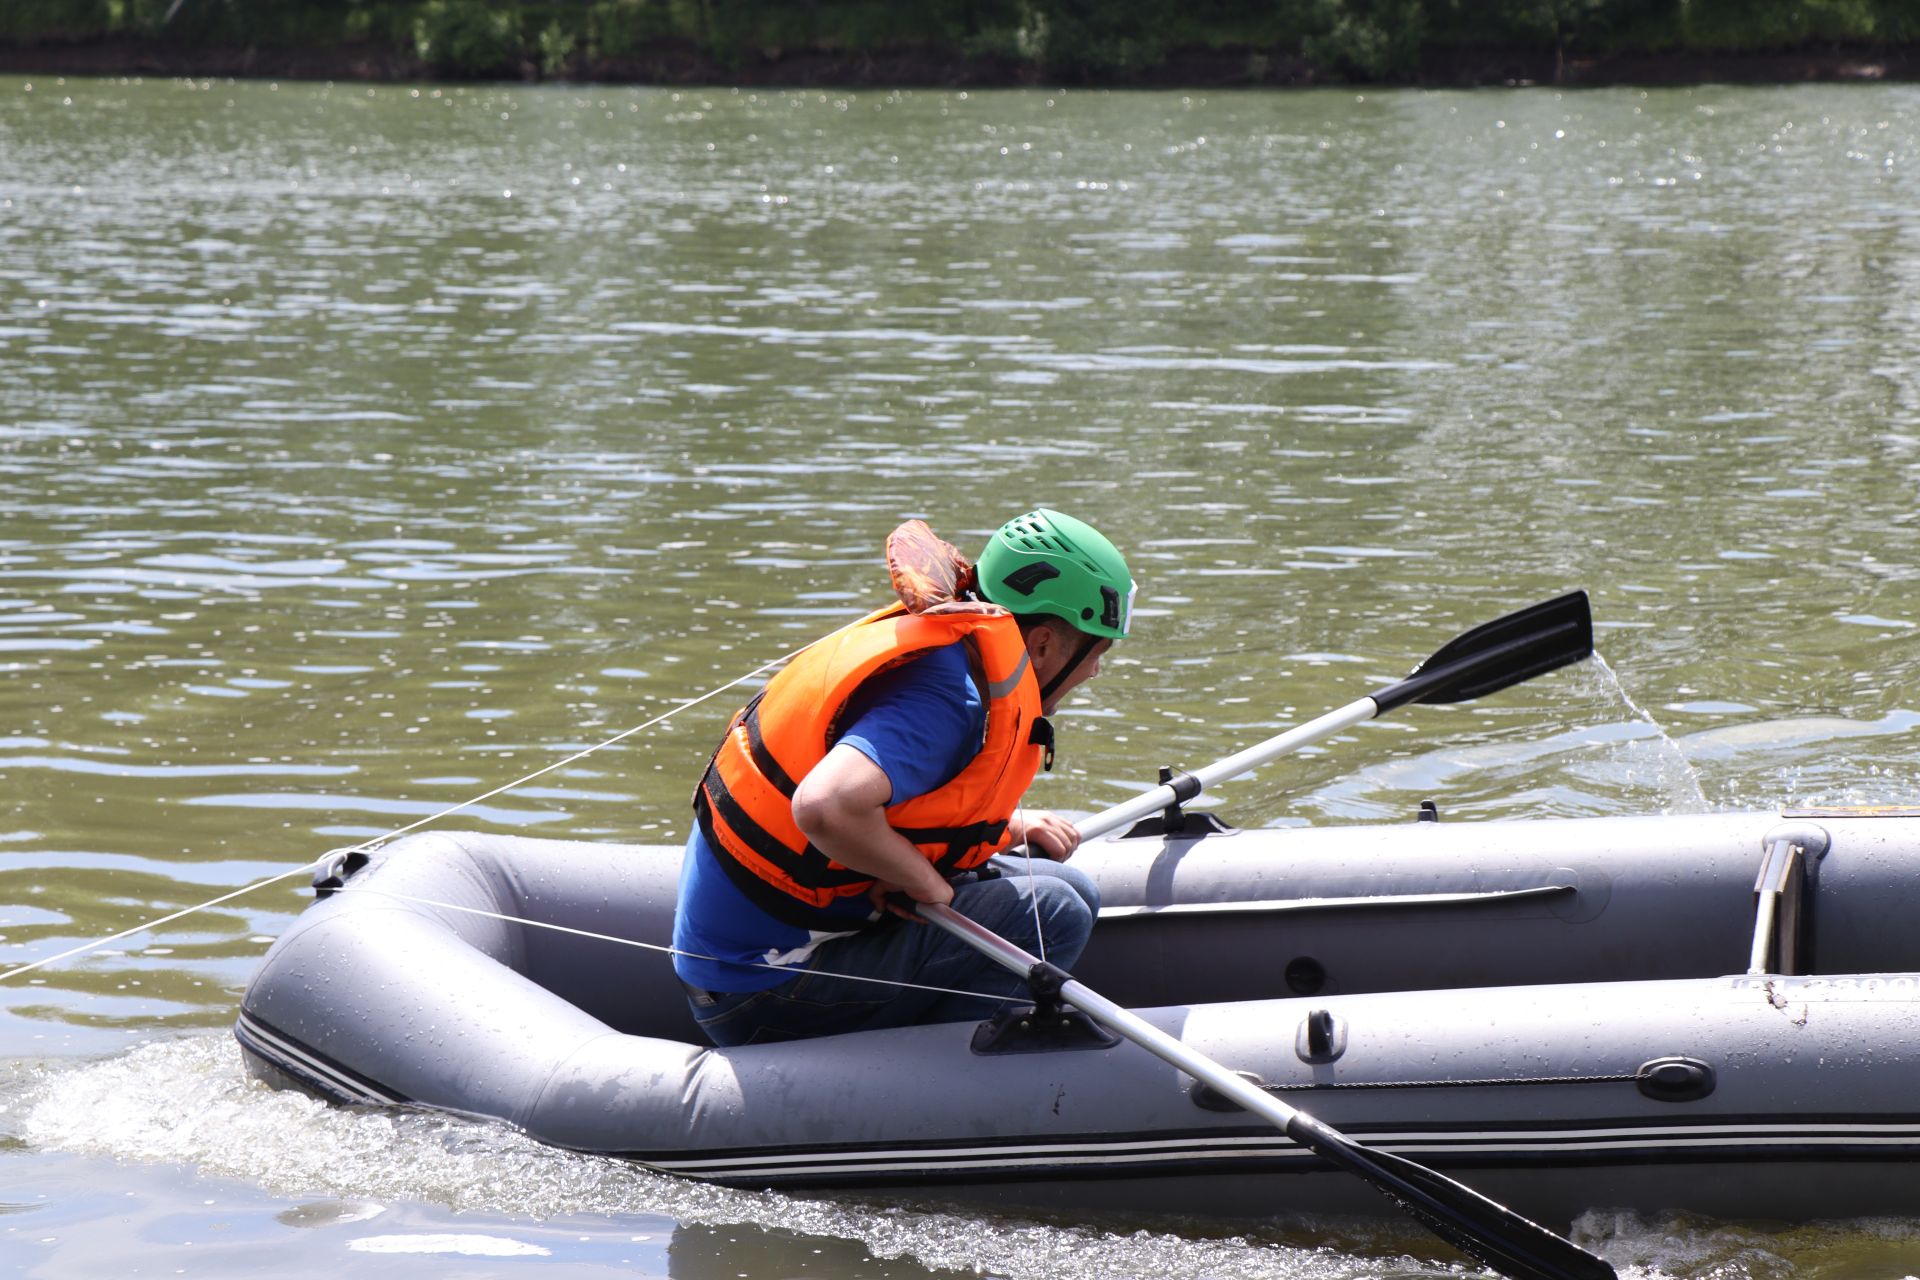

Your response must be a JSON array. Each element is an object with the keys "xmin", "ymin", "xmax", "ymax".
[
  {"xmin": 693, "ymin": 767, "xmax": 874, "ymax": 929},
  {"xmin": 740, "ymin": 696, "xmax": 801, "ymax": 799},
  {"xmin": 894, "ymin": 818, "xmax": 1010, "ymax": 871},
  {"xmin": 1038, "ymin": 632, "xmax": 1101, "ymax": 705}
]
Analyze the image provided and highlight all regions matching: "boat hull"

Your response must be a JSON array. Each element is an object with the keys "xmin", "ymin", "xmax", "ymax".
[{"xmin": 236, "ymin": 812, "xmax": 1920, "ymax": 1224}]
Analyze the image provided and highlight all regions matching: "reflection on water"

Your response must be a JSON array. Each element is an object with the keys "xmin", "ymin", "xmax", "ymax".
[{"xmin": 3, "ymin": 76, "xmax": 1920, "ymax": 1278}]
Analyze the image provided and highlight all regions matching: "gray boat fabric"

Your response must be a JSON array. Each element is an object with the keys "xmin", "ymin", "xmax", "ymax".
[{"xmin": 238, "ymin": 812, "xmax": 1920, "ymax": 1224}]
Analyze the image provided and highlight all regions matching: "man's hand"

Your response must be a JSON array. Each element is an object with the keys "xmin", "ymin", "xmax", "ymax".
[
  {"xmin": 1009, "ymin": 809, "xmax": 1082, "ymax": 861},
  {"xmin": 868, "ymin": 875, "xmax": 952, "ymax": 920}
]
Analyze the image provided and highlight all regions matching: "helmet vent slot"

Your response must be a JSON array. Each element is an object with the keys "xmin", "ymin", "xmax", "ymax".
[{"xmin": 1000, "ymin": 562, "xmax": 1062, "ymax": 597}]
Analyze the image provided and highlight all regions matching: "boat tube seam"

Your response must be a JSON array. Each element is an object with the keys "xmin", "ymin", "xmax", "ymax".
[
  {"xmin": 1098, "ymin": 884, "xmax": 1576, "ymax": 920},
  {"xmin": 1250, "ymin": 1071, "xmax": 1641, "ymax": 1092}
]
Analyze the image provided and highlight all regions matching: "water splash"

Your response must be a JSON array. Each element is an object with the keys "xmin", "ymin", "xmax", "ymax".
[
  {"xmin": 18, "ymin": 1034, "xmax": 1918, "ymax": 1279},
  {"xmin": 1588, "ymin": 654, "xmax": 1713, "ymax": 813},
  {"xmin": 13, "ymin": 1035, "xmax": 1459, "ymax": 1280}
]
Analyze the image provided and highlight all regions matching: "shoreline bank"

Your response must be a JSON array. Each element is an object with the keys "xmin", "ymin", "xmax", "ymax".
[{"xmin": 3, "ymin": 37, "xmax": 1916, "ymax": 89}]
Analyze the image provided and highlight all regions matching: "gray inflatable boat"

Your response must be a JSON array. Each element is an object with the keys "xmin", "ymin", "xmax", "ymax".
[{"xmin": 236, "ymin": 808, "xmax": 1920, "ymax": 1225}]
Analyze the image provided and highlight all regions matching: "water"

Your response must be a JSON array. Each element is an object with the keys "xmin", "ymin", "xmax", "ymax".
[
  {"xmin": 4, "ymin": 75, "xmax": 1920, "ymax": 1278},
  {"xmin": 1584, "ymin": 653, "xmax": 1712, "ymax": 812}
]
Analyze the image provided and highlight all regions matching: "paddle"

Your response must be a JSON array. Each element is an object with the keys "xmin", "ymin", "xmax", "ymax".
[
  {"xmin": 1069, "ymin": 590, "xmax": 1593, "ymax": 842},
  {"xmin": 914, "ymin": 593, "xmax": 1609, "ymax": 1280},
  {"xmin": 917, "ymin": 900, "xmax": 1612, "ymax": 1280}
]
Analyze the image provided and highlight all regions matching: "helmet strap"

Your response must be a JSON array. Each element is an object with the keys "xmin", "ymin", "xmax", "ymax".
[{"xmin": 1038, "ymin": 631, "xmax": 1101, "ymax": 705}]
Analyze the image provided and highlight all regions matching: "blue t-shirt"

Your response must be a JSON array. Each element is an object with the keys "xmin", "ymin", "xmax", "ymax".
[{"xmin": 672, "ymin": 642, "xmax": 985, "ymax": 992}]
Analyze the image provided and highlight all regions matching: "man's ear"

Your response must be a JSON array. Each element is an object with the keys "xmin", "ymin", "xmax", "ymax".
[{"xmin": 1022, "ymin": 618, "xmax": 1058, "ymax": 660}]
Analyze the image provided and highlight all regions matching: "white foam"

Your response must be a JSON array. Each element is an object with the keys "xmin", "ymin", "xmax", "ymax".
[
  {"xmin": 16, "ymin": 1033, "xmax": 1777, "ymax": 1280},
  {"xmin": 348, "ymin": 1233, "xmax": 550, "ymax": 1257},
  {"xmin": 10, "ymin": 1034, "xmax": 1426, "ymax": 1279}
]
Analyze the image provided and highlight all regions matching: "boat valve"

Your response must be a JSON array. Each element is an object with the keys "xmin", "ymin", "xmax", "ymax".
[{"xmin": 1296, "ymin": 1008, "xmax": 1347, "ymax": 1063}]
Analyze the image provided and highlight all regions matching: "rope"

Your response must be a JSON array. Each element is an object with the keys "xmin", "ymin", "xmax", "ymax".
[
  {"xmin": 0, "ymin": 857, "xmax": 331, "ymax": 984},
  {"xmin": 4, "ymin": 602, "xmax": 1070, "ymax": 1014},
  {"xmin": 1017, "ymin": 807, "xmax": 1049, "ymax": 965},
  {"xmin": 305, "ymin": 622, "xmax": 861, "ymax": 856},
  {"xmin": 0, "ymin": 614, "xmax": 871, "ymax": 985},
  {"xmin": 339, "ymin": 885, "xmax": 1010, "ymax": 1003}
]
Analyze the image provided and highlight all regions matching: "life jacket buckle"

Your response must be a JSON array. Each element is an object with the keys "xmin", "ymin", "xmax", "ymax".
[{"xmin": 1029, "ymin": 716, "xmax": 1055, "ymax": 772}]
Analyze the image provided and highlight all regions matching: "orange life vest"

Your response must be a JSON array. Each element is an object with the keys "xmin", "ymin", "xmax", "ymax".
[{"xmin": 693, "ymin": 604, "xmax": 1047, "ymax": 927}]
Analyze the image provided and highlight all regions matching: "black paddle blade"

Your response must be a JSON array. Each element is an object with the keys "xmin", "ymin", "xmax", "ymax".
[
  {"xmin": 1288, "ymin": 1113, "xmax": 1615, "ymax": 1280},
  {"xmin": 1371, "ymin": 591, "xmax": 1593, "ymax": 714}
]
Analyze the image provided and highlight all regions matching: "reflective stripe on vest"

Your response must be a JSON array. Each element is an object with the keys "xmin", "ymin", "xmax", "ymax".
[{"xmin": 693, "ymin": 606, "xmax": 1043, "ymax": 924}]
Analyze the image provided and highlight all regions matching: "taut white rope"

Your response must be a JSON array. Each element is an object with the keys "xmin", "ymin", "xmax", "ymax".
[
  {"xmin": 0, "ymin": 614, "xmax": 872, "ymax": 984},
  {"xmin": 338, "ymin": 885, "xmax": 1006, "ymax": 1003},
  {"xmin": 0, "ymin": 859, "xmax": 331, "ymax": 984},
  {"xmin": 1015, "ymin": 806, "xmax": 1049, "ymax": 964}
]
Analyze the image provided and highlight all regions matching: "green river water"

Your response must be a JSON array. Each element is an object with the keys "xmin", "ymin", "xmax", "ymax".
[{"xmin": 3, "ymin": 74, "xmax": 1920, "ymax": 1277}]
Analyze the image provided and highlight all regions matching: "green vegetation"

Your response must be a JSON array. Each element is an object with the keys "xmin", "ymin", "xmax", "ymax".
[{"xmin": 4, "ymin": 0, "xmax": 1917, "ymax": 81}]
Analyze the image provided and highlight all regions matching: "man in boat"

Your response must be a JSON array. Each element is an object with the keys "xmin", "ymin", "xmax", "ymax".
[{"xmin": 674, "ymin": 509, "xmax": 1134, "ymax": 1046}]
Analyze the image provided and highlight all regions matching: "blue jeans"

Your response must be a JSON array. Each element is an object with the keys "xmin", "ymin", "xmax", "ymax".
[{"xmin": 687, "ymin": 856, "xmax": 1101, "ymax": 1047}]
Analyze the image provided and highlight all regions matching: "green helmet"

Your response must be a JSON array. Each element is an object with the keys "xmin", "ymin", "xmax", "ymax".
[{"xmin": 977, "ymin": 508, "xmax": 1135, "ymax": 640}]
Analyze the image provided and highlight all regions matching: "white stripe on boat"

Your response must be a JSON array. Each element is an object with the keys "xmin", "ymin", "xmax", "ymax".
[
  {"xmin": 645, "ymin": 1122, "xmax": 1920, "ymax": 1180},
  {"xmin": 236, "ymin": 1010, "xmax": 403, "ymax": 1107}
]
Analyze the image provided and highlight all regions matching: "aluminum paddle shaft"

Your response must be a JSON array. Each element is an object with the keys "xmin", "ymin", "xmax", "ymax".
[
  {"xmin": 1074, "ymin": 698, "xmax": 1375, "ymax": 841},
  {"xmin": 1073, "ymin": 591, "xmax": 1593, "ymax": 842},
  {"xmin": 913, "ymin": 592, "xmax": 1612, "ymax": 1279},
  {"xmin": 923, "ymin": 901, "xmax": 1313, "ymax": 1123},
  {"xmin": 917, "ymin": 901, "xmax": 1614, "ymax": 1280}
]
